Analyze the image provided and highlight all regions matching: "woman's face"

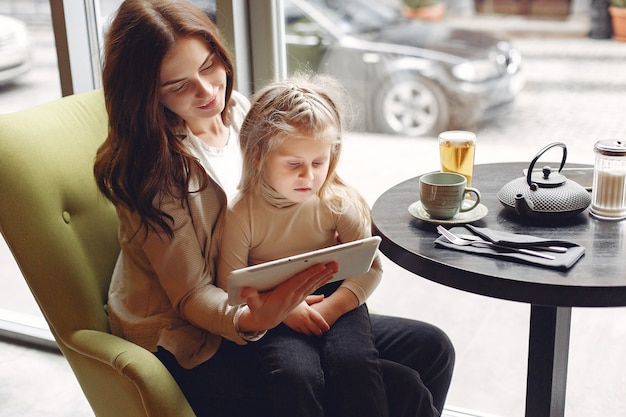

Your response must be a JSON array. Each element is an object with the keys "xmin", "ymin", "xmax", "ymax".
[
  {"xmin": 263, "ymin": 131, "xmax": 334, "ymax": 204},
  {"xmin": 159, "ymin": 37, "xmax": 227, "ymax": 128}
]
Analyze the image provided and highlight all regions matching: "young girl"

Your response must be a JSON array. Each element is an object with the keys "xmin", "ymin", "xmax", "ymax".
[{"xmin": 217, "ymin": 74, "xmax": 388, "ymax": 417}]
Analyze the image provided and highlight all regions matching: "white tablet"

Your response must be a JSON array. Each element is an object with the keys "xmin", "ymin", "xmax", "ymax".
[{"xmin": 227, "ymin": 236, "xmax": 382, "ymax": 305}]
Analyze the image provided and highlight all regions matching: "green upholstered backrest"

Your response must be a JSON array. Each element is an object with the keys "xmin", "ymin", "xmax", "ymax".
[
  {"xmin": 0, "ymin": 90, "xmax": 119, "ymax": 340},
  {"xmin": 0, "ymin": 90, "xmax": 197, "ymax": 417}
]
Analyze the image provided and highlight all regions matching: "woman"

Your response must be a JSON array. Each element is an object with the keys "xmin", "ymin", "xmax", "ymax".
[{"xmin": 94, "ymin": 0, "xmax": 454, "ymax": 416}]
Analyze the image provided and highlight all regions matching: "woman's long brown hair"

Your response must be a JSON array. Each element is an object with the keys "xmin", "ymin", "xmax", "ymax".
[{"xmin": 94, "ymin": 0, "xmax": 234, "ymax": 238}]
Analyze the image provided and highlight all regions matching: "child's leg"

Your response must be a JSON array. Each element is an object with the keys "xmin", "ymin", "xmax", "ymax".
[
  {"xmin": 321, "ymin": 303, "xmax": 388, "ymax": 417},
  {"xmin": 252, "ymin": 324, "xmax": 325, "ymax": 417}
]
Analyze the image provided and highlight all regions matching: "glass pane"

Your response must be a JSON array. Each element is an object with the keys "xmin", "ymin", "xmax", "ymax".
[
  {"xmin": 0, "ymin": 0, "xmax": 61, "ymax": 113},
  {"xmin": 283, "ymin": 0, "xmax": 524, "ymax": 138}
]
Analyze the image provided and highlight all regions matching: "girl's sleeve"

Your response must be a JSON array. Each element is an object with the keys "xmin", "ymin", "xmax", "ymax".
[{"xmin": 334, "ymin": 200, "xmax": 383, "ymax": 305}]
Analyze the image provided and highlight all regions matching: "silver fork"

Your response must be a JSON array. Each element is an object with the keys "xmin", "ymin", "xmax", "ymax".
[
  {"xmin": 454, "ymin": 233, "xmax": 568, "ymax": 253},
  {"xmin": 437, "ymin": 226, "xmax": 556, "ymax": 260}
]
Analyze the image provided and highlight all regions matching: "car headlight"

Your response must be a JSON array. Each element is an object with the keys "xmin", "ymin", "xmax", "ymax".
[{"xmin": 452, "ymin": 59, "xmax": 502, "ymax": 83}]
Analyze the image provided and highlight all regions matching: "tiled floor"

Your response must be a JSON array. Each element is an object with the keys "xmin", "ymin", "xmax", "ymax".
[{"xmin": 0, "ymin": 339, "xmax": 92, "ymax": 417}]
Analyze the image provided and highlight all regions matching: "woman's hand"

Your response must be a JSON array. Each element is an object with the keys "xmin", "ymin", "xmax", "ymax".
[
  {"xmin": 236, "ymin": 262, "xmax": 338, "ymax": 333},
  {"xmin": 283, "ymin": 298, "xmax": 330, "ymax": 336}
]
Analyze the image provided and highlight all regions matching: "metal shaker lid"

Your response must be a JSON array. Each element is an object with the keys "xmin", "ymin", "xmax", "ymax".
[{"xmin": 594, "ymin": 139, "xmax": 626, "ymax": 156}]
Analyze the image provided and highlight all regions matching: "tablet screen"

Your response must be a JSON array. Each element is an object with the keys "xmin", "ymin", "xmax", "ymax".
[{"xmin": 227, "ymin": 236, "xmax": 381, "ymax": 305}]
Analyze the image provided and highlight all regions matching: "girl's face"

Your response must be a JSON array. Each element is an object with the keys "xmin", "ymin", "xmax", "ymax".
[
  {"xmin": 264, "ymin": 131, "xmax": 334, "ymax": 204},
  {"xmin": 159, "ymin": 37, "xmax": 227, "ymax": 129}
]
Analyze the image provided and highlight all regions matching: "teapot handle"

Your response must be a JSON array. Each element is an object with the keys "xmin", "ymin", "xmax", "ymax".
[{"xmin": 525, "ymin": 142, "xmax": 567, "ymax": 187}]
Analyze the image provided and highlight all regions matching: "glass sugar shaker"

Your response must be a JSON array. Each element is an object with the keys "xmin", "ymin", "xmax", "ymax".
[{"xmin": 591, "ymin": 139, "xmax": 626, "ymax": 220}]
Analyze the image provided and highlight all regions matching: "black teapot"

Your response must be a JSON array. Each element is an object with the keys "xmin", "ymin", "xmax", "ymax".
[{"xmin": 497, "ymin": 142, "xmax": 591, "ymax": 221}]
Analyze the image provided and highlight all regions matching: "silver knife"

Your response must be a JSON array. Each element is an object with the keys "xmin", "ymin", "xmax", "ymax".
[{"xmin": 456, "ymin": 233, "xmax": 568, "ymax": 253}]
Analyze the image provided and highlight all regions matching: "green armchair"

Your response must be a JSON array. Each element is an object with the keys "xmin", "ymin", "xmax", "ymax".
[{"xmin": 0, "ymin": 90, "xmax": 195, "ymax": 417}]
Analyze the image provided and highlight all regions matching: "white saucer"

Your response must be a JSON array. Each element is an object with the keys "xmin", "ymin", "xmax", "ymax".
[{"xmin": 408, "ymin": 200, "xmax": 489, "ymax": 225}]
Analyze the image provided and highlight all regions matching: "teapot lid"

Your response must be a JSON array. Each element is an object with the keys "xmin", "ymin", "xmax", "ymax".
[
  {"xmin": 530, "ymin": 166, "xmax": 566, "ymax": 189},
  {"xmin": 524, "ymin": 142, "xmax": 568, "ymax": 190}
]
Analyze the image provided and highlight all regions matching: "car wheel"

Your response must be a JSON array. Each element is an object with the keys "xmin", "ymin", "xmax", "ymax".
[{"xmin": 373, "ymin": 73, "xmax": 448, "ymax": 137}]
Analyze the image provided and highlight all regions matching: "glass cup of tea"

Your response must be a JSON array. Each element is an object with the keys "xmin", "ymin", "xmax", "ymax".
[{"xmin": 438, "ymin": 130, "xmax": 477, "ymax": 187}]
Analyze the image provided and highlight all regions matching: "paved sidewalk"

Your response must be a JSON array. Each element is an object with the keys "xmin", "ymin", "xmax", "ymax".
[{"xmin": 448, "ymin": 12, "xmax": 592, "ymax": 38}]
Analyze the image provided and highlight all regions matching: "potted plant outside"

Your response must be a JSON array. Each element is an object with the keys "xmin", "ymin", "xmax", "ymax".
[
  {"xmin": 609, "ymin": 0, "xmax": 626, "ymax": 41},
  {"xmin": 402, "ymin": 0, "xmax": 447, "ymax": 22}
]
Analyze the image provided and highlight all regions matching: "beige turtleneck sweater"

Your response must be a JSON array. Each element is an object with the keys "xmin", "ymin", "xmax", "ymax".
[{"xmin": 217, "ymin": 184, "xmax": 382, "ymax": 305}]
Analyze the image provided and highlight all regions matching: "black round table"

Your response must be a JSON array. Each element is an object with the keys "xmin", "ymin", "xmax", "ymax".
[{"xmin": 371, "ymin": 162, "xmax": 626, "ymax": 417}]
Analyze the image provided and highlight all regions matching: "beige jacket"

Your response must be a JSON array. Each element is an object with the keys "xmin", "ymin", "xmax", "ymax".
[{"xmin": 107, "ymin": 91, "xmax": 250, "ymax": 369}]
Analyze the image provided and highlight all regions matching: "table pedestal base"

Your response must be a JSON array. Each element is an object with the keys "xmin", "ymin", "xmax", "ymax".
[{"xmin": 526, "ymin": 305, "xmax": 571, "ymax": 417}]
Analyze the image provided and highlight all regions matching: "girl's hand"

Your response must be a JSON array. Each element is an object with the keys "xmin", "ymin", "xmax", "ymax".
[
  {"xmin": 236, "ymin": 262, "xmax": 338, "ymax": 333},
  {"xmin": 309, "ymin": 287, "xmax": 359, "ymax": 328},
  {"xmin": 283, "ymin": 299, "xmax": 330, "ymax": 336}
]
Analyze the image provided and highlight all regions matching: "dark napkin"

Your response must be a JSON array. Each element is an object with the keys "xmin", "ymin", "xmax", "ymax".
[
  {"xmin": 435, "ymin": 226, "xmax": 585, "ymax": 270},
  {"xmin": 465, "ymin": 224, "xmax": 581, "ymax": 249}
]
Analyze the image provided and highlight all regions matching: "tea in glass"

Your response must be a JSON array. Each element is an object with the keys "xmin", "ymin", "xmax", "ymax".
[{"xmin": 439, "ymin": 130, "xmax": 476, "ymax": 186}]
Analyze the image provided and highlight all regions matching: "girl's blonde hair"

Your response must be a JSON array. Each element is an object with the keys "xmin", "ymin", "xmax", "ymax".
[{"xmin": 239, "ymin": 73, "xmax": 370, "ymax": 222}]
